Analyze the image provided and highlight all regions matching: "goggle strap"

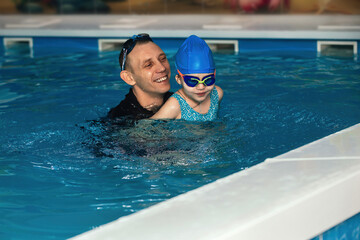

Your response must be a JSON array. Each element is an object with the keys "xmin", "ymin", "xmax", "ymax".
[
  {"xmin": 121, "ymin": 34, "xmax": 153, "ymax": 71},
  {"xmin": 121, "ymin": 48, "xmax": 127, "ymax": 71}
]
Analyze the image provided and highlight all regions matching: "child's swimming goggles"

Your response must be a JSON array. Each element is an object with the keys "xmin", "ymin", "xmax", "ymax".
[
  {"xmin": 120, "ymin": 33, "xmax": 153, "ymax": 71},
  {"xmin": 177, "ymin": 70, "xmax": 216, "ymax": 87}
]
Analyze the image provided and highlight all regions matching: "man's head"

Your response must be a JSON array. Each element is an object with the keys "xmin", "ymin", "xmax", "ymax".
[
  {"xmin": 119, "ymin": 33, "xmax": 152, "ymax": 72},
  {"xmin": 119, "ymin": 34, "xmax": 171, "ymax": 100}
]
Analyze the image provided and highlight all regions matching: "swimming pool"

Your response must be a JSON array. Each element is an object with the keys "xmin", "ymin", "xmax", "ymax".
[{"xmin": 1, "ymin": 44, "xmax": 359, "ymax": 239}]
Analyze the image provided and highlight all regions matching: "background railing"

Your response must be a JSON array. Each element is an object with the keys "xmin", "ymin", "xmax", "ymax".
[{"xmin": 1, "ymin": 0, "xmax": 359, "ymax": 14}]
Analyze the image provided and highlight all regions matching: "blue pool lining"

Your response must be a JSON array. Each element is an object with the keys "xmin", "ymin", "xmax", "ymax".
[
  {"xmin": 1, "ymin": 15, "xmax": 360, "ymax": 55},
  {"xmin": 1, "ymin": 37, "xmax": 360, "ymax": 57}
]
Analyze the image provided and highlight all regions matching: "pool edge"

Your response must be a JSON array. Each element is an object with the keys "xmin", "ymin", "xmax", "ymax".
[
  {"xmin": 70, "ymin": 123, "xmax": 360, "ymax": 240},
  {"xmin": 1, "ymin": 15, "xmax": 360, "ymax": 40}
]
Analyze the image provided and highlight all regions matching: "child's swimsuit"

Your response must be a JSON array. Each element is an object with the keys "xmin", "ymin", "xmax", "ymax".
[{"xmin": 171, "ymin": 88, "xmax": 219, "ymax": 121}]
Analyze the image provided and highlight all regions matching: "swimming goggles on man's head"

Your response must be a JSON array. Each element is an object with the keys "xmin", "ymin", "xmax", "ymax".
[
  {"xmin": 177, "ymin": 70, "xmax": 216, "ymax": 87},
  {"xmin": 120, "ymin": 33, "xmax": 153, "ymax": 71}
]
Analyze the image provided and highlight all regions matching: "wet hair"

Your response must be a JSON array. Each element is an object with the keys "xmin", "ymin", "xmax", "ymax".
[{"xmin": 118, "ymin": 36, "xmax": 153, "ymax": 71}]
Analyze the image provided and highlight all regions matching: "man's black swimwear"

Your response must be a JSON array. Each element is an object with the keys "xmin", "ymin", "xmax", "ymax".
[{"xmin": 107, "ymin": 88, "xmax": 173, "ymax": 120}]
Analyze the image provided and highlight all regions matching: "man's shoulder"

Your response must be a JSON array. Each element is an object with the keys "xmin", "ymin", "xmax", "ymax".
[
  {"xmin": 107, "ymin": 101, "xmax": 128, "ymax": 119},
  {"xmin": 107, "ymin": 89, "xmax": 174, "ymax": 120},
  {"xmin": 107, "ymin": 89, "xmax": 141, "ymax": 119}
]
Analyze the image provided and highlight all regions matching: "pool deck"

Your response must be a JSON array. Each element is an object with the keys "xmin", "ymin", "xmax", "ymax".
[{"xmin": 1, "ymin": 14, "xmax": 360, "ymax": 40}]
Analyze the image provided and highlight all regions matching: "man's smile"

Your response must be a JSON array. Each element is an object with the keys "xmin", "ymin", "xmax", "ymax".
[{"xmin": 154, "ymin": 76, "xmax": 168, "ymax": 83}]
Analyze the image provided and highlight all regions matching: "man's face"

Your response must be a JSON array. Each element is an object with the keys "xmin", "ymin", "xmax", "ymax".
[{"xmin": 127, "ymin": 42, "xmax": 171, "ymax": 97}]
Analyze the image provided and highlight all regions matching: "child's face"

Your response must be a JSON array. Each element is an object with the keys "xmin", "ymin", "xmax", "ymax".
[{"xmin": 177, "ymin": 73, "xmax": 215, "ymax": 103}]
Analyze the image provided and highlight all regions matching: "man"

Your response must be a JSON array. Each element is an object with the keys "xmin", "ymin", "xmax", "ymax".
[{"xmin": 107, "ymin": 34, "xmax": 172, "ymax": 120}]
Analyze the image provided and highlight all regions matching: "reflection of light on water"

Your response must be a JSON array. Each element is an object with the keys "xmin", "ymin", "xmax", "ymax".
[
  {"xmin": 0, "ymin": 158, "xmax": 16, "ymax": 176},
  {"xmin": 0, "ymin": 88, "xmax": 26, "ymax": 106}
]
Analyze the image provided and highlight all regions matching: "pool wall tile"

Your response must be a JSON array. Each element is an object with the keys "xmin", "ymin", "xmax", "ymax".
[
  {"xmin": 1, "ymin": 37, "xmax": 359, "ymax": 56},
  {"xmin": 1, "ymin": 15, "xmax": 360, "ymax": 56},
  {"xmin": 33, "ymin": 37, "xmax": 99, "ymax": 56},
  {"xmin": 237, "ymin": 39, "xmax": 317, "ymax": 52},
  {"xmin": 152, "ymin": 38, "xmax": 185, "ymax": 52},
  {"xmin": 3, "ymin": 37, "xmax": 359, "ymax": 56},
  {"xmin": 0, "ymin": 37, "xmax": 4, "ymax": 53}
]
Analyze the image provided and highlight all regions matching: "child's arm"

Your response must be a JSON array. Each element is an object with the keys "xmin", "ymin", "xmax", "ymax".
[
  {"xmin": 150, "ymin": 97, "xmax": 181, "ymax": 119},
  {"xmin": 215, "ymin": 85, "xmax": 224, "ymax": 102}
]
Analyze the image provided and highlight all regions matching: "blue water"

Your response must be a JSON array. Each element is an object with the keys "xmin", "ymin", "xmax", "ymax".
[
  {"xmin": 0, "ymin": 48, "xmax": 359, "ymax": 239},
  {"xmin": 313, "ymin": 212, "xmax": 360, "ymax": 240}
]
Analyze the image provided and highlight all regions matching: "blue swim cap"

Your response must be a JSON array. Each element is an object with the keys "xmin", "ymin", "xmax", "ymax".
[{"xmin": 175, "ymin": 35, "xmax": 215, "ymax": 74}]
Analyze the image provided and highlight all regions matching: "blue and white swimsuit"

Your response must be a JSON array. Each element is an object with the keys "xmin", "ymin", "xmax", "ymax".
[{"xmin": 172, "ymin": 88, "xmax": 219, "ymax": 121}]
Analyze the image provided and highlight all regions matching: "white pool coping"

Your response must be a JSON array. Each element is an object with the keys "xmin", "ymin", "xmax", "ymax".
[
  {"xmin": 71, "ymin": 123, "xmax": 360, "ymax": 240},
  {"xmin": 1, "ymin": 15, "xmax": 360, "ymax": 40}
]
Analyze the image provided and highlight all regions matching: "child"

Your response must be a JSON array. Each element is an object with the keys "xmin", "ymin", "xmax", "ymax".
[{"xmin": 151, "ymin": 35, "xmax": 223, "ymax": 121}]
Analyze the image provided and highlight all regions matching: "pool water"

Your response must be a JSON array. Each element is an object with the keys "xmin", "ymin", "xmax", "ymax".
[{"xmin": 0, "ymin": 48, "xmax": 359, "ymax": 239}]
